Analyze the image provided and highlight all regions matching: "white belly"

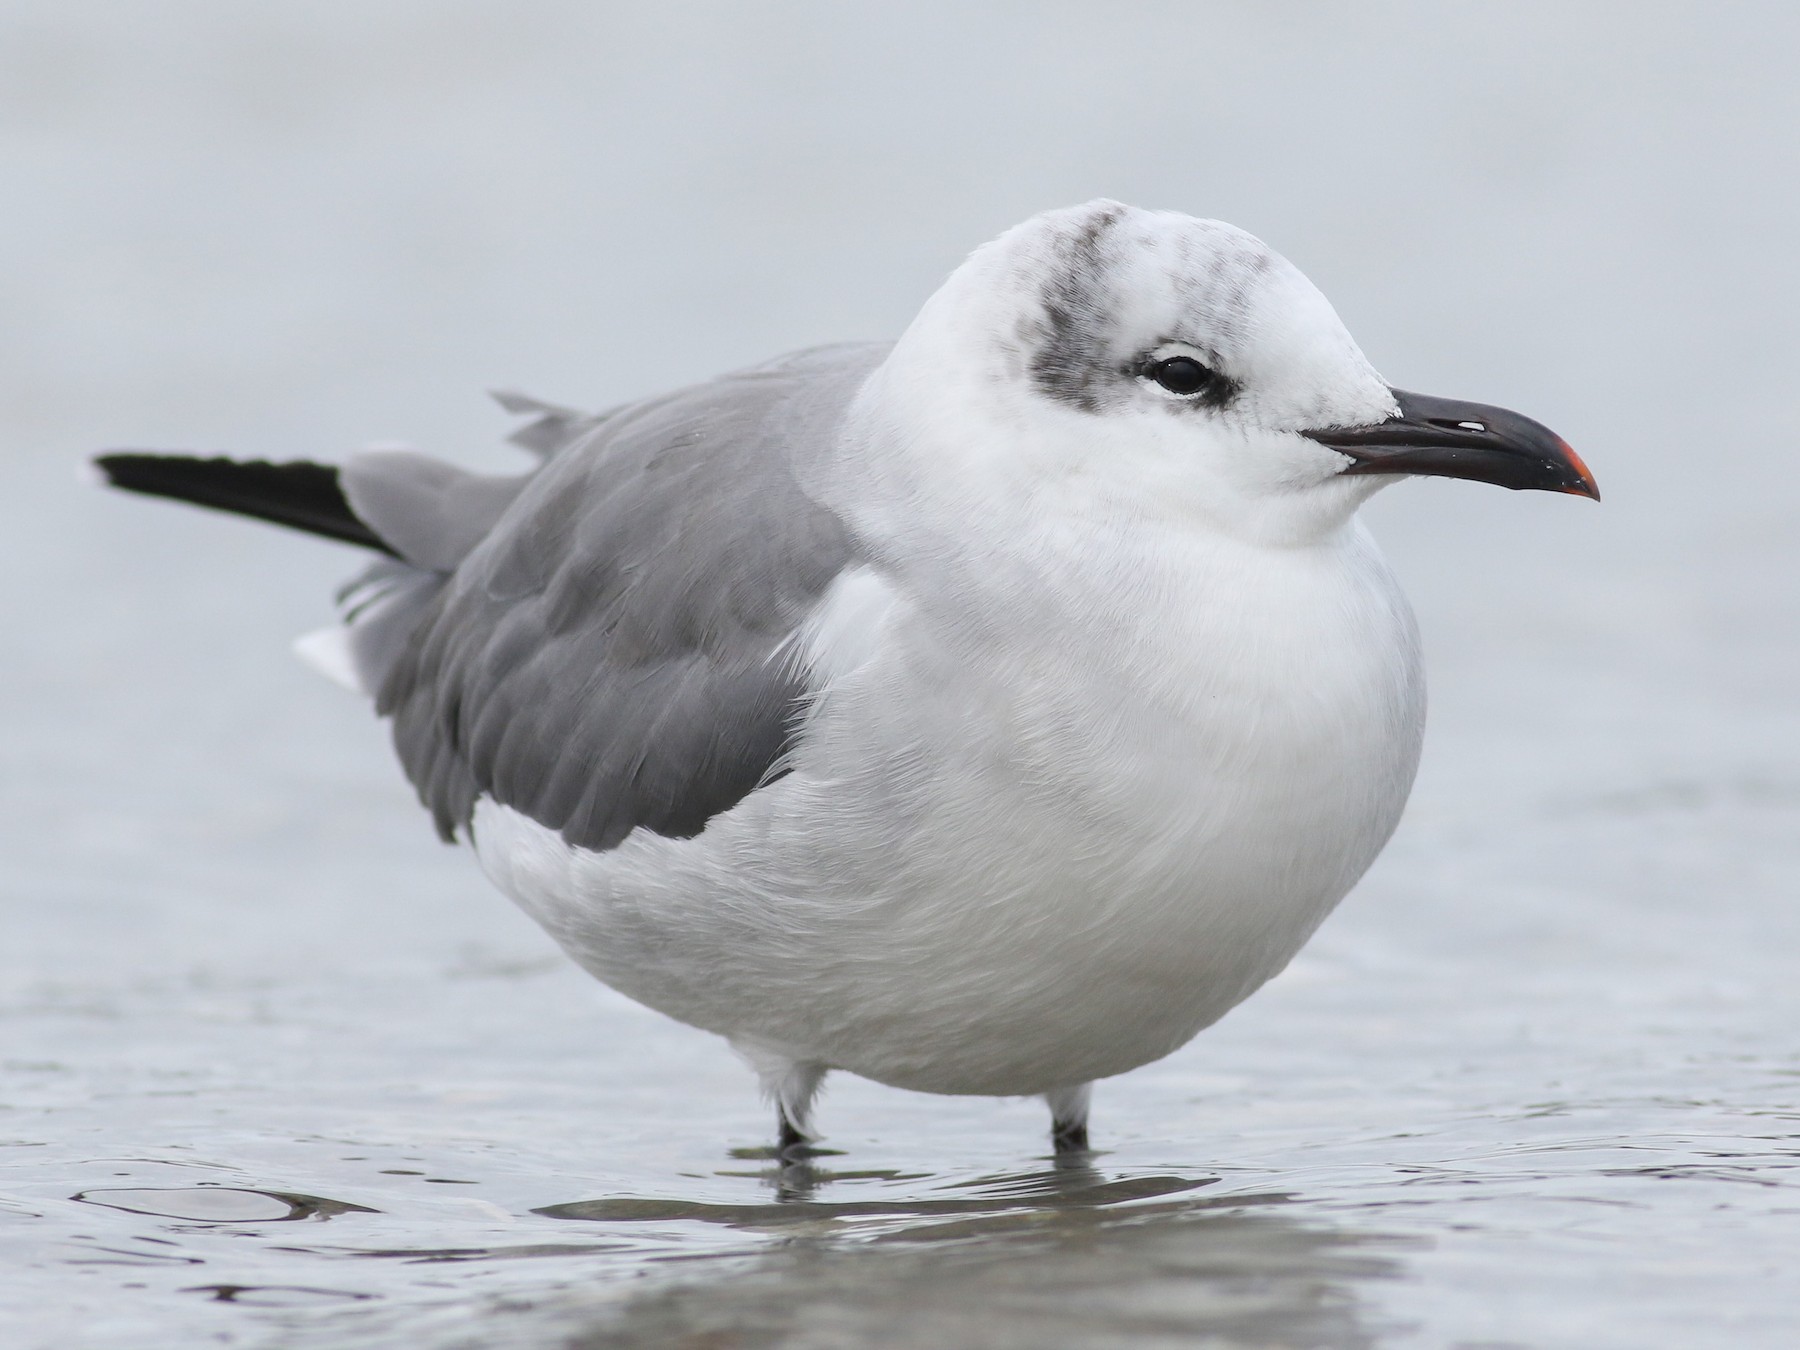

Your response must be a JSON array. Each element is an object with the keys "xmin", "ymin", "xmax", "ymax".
[{"xmin": 472, "ymin": 523, "xmax": 1424, "ymax": 1097}]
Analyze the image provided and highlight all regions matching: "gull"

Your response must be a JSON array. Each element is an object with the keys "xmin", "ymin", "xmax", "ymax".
[{"xmin": 96, "ymin": 201, "xmax": 1597, "ymax": 1157}]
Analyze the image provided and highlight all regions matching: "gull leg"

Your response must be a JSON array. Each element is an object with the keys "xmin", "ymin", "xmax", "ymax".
[
  {"xmin": 773, "ymin": 1063, "xmax": 828, "ymax": 1157},
  {"xmin": 777, "ymin": 1106, "xmax": 813, "ymax": 1154},
  {"xmin": 1046, "ymin": 1082, "xmax": 1092, "ymax": 1154},
  {"xmin": 732, "ymin": 1040, "xmax": 830, "ymax": 1157}
]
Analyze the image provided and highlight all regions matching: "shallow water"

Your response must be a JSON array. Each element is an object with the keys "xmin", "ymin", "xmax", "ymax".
[
  {"xmin": 6, "ymin": 3, "xmax": 1800, "ymax": 1346},
  {"xmin": 7, "ymin": 611, "xmax": 1799, "ymax": 1347}
]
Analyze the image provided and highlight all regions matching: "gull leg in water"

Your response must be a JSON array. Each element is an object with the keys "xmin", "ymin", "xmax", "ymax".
[
  {"xmin": 762, "ymin": 1058, "xmax": 828, "ymax": 1160},
  {"xmin": 1047, "ymin": 1084, "xmax": 1093, "ymax": 1155}
]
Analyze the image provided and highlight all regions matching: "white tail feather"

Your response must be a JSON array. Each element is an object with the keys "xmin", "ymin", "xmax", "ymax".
[{"xmin": 292, "ymin": 625, "xmax": 365, "ymax": 694}]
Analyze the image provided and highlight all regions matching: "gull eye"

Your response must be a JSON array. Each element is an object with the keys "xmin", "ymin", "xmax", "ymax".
[{"xmin": 1147, "ymin": 355, "xmax": 1215, "ymax": 397}]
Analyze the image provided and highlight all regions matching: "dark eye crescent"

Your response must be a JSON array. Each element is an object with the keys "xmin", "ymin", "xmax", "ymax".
[{"xmin": 1148, "ymin": 355, "xmax": 1215, "ymax": 397}]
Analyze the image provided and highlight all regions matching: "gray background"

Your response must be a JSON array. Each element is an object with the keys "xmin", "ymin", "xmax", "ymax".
[{"xmin": 4, "ymin": 4, "xmax": 1797, "ymax": 1347}]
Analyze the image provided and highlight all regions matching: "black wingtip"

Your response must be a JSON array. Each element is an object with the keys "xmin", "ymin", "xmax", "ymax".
[{"xmin": 93, "ymin": 452, "xmax": 398, "ymax": 556}]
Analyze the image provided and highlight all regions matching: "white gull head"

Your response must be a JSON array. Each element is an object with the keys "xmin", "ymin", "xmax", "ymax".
[{"xmin": 823, "ymin": 199, "xmax": 1592, "ymax": 552}]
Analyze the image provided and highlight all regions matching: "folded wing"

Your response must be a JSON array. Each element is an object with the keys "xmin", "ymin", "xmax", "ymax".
[{"xmin": 377, "ymin": 343, "xmax": 886, "ymax": 851}]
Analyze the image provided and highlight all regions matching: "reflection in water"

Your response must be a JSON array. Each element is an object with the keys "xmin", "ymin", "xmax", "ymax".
[
  {"xmin": 535, "ymin": 1157, "xmax": 1232, "ymax": 1229},
  {"xmin": 270, "ymin": 1162, "xmax": 1410, "ymax": 1350},
  {"xmin": 546, "ymin": 1168, "xmax": 1409, "ymax": 1350}
]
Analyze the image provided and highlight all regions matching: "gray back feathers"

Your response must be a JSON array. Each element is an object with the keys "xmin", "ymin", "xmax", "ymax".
[{"xmin": 372, "ymin": 343, "xmax": 887, "ymax": 850}]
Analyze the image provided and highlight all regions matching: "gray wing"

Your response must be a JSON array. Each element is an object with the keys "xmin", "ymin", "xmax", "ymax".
[{"xmin": 375, "ymin": 342, "xmax": 889, "ymax": 851}]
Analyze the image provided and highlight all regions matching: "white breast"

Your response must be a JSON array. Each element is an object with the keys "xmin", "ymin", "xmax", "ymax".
[{"xmin": 473, "ymin": 518, "xmax": 1423, "ymax": 1098}]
